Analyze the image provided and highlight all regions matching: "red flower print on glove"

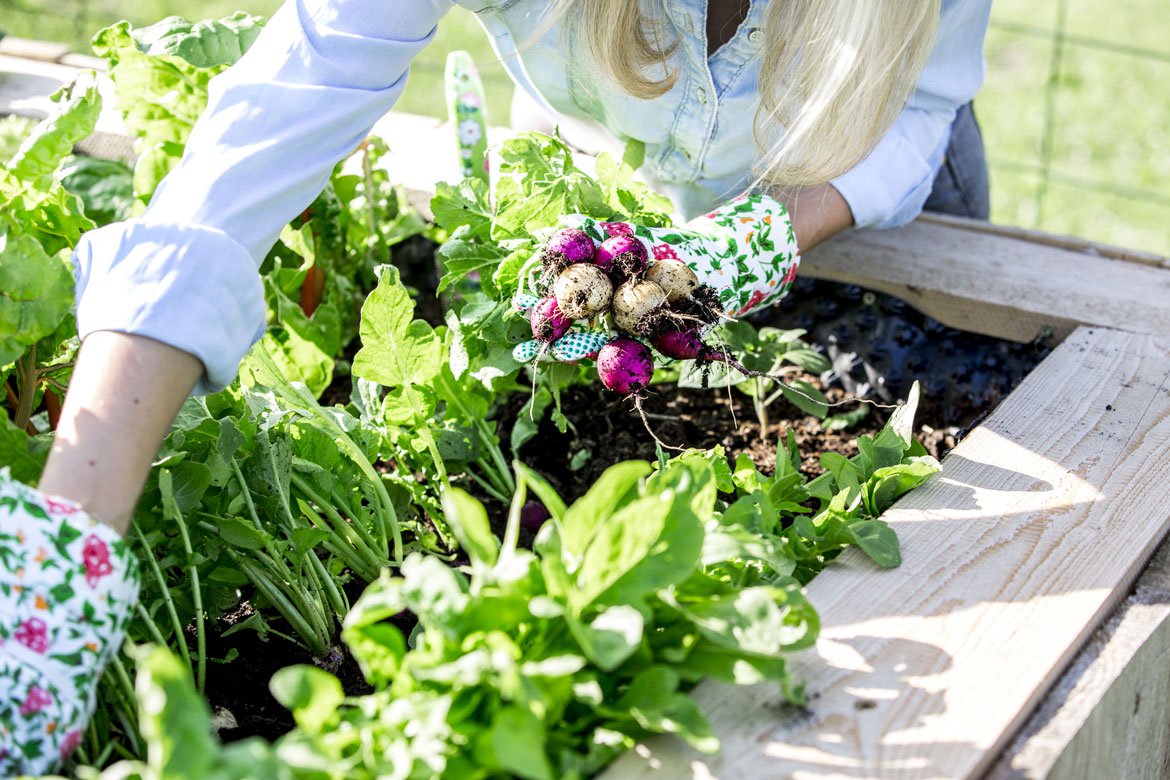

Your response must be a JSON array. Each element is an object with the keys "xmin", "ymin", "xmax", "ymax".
[
  {"xmin": 19, "ymin": 687, "xmax": 52, "ymax": 716},
  {"xmin": 82, "ymin": 535, "xmax": 113, "ymax": 587},
  {"xmin": 651, "ymin": 243, "xmax": 679, "ymax": 261},
  {"xmin": 43, "ymin": 498, "xmax": 79, "ymax": 515},
  {"xmin": 15, "ymin": 619, "xmax": 49, "ymax": 654},
  {"xmin": 783, "ymin": 263, "xmax": 798, "ymax": 285},
  {"xmin": 600, "ymin": 221, "xmax": 633, "ymax": 237},
  {"xmin": 59, "ymin": 730, "xmax": 83, "ymax": 761}
]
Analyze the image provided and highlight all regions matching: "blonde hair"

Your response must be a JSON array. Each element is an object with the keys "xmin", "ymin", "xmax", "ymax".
[{"xmin": 548, "ymin": 0, "xmax": 940, "ymax": 188}]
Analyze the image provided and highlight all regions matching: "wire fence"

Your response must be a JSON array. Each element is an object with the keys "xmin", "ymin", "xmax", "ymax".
[{"xmin": 982, "ymin": 2, "xmax": 1170, "ymax": 256}]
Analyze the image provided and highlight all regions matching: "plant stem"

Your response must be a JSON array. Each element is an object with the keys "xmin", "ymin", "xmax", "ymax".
[
  {"xmin": 169, "ymin": 495, "xmax": 206, "ymax": 693},
  {"xmin": 237, "ymin": 557, "xmax": 330, "ymax": 656},
  {"xmin": 292, "ymin": 475, "xmax": 383, "ymax": 567},
  {"xmin": 502, "ymin": 473, "xmax": 527, "ymax": 560},
  {"xmin": 131, "ymin": 524, "xmax": 189, "ymax": 672},
  {"xmin": 14, "ymin": 346, "xmax": 38, "ymax": 432}
]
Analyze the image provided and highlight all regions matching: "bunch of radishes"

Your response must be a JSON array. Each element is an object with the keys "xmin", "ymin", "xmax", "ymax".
[{"xmin": 528, "ymin": 227, "xmax": 765, "ymax": 397}]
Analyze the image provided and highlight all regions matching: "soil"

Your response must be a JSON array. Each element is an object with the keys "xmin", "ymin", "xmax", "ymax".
[{"xmin": 504, "ymin": 383, "xmax": 954, "ymax": 505}]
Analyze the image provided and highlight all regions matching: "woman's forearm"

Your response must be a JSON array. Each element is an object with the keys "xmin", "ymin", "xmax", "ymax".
[
  {"xmin": 772, "ymin": 182, "xmax": 855, "ymax": 251},
  {"xmin": 37, "ymin": 332, "xmax": 203, "ymax": 536}
]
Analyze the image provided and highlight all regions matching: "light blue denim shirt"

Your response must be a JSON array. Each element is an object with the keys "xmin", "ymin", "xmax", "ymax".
[{"xmin": 72, "ymin": 0, "xmax": 992, "ymax": 393}]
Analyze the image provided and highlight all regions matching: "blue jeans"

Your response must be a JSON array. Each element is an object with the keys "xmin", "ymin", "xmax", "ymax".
[{"xmin": 923, "ymin": 103, "xmax": 990, "ymax": 220}]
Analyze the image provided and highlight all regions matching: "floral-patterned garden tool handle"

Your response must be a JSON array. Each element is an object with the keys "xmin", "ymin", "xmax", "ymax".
[{"xmin": 446, "ymin": 51, "xmax": 489, "ymax": 184}]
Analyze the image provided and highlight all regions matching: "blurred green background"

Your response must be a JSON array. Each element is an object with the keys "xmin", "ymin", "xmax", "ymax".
[{"xmin": 4, "ymin": 0, "xmax": 1168, "ymax": 255}]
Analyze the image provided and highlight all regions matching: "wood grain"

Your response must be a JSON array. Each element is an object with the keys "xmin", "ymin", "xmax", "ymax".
[
  {"xmin": 988, "ymin": 541, "xmax": 1170, "ymax": 779},
  {"xmin": 801, "ymin": 223, "xmax": 1170, "ymax": 344},
  {"xmin": 601, "ymin": 326, "xmax": 1170, "ymax": 780}
]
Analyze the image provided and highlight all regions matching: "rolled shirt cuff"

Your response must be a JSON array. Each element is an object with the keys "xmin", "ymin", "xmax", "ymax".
[{"xmin": 72, "ymin": 220, "xmax": 266, "ymax": 395}]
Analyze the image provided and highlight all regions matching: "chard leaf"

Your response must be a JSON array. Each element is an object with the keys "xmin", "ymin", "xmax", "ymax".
[
  {"xmin": 431, "ymin": 178, "xmax": 492, "ymax": 238},
  {"xmin": 480, "ymin": 707, "xmax": 554, "ymax": 780},
  {"xmin": 572, "ymin": 485, "xmax": 703, "ymax": 610},
  {"xmin": 617, "ymin": 667, "xmax": 720, "ymax": 753},
  {"xmin": 672, "ymin": 584, "xmax": 820, "ymax": 655},
  {"xmin": 558, "ymin": 461, "xmax": 651, "ymax": 567},
  {"xmin": 129, "ymin": 12, "xmax": 266, "ymax": 68},
  {"xmin": 568, "ymin": 603, "xmax": 645, "ymax": 671},
  {"xmin": 0, "ymin": 227, "xmax": 74, "ymax": 366},
  {"xmin": 131, "ymin": 644, "xmax": 217, "ymax": 779},
  {"xmin": 0, "ymin": 418, "xmax": 49, "ymax": 484},
  {"xmin": 7, "ymin": 73, "xmax": 101, "ymax": 183}
]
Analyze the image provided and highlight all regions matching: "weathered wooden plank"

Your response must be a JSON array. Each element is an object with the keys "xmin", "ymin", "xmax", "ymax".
[
  {"xmin": 0, "ymin": 37, "xmax": 70, "ymax": 63},
  {"xmin": 987, "ymin": 541, "xmax": 1170, "ymax": 780},
  {"xmin": 602, "ymin": 326, "xmax": 1170, "ymax": 780},
  {"xmin": 801, "ymin": 222, "xmax": 1170, "ymax": 343},
  {"xmin": 916, "ymin": 212, "xmax": 1170, "ymax": 270}
]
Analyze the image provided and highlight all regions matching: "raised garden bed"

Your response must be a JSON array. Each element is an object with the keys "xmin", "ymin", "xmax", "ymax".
[{"xmin": 5, "ymin": 40, "xmax": 1170, "ymax": 779}]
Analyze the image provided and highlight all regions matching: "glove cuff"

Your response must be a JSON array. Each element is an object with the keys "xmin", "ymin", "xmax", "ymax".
[
  {"xmin": 683, "ymin": 192, "xmax": 800, "ymax": 317},
  {"xmin": 0, "ymin": 469, "xmax": 141, "ymax": 775}
]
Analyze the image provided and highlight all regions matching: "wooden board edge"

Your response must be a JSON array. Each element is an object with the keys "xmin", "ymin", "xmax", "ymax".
[
  {"xmin": 916, "ymin": 212, "xmax": 1170, "ymax": 270},
  {"xmin": 985, "ymin": 539, "xmax": 1170, "ymax": 780}
]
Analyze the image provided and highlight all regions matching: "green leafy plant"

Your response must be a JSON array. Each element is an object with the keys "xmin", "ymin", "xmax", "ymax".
[{"xmin": 1, "ymin": 74, "xmax": 100, "ymax": 437}]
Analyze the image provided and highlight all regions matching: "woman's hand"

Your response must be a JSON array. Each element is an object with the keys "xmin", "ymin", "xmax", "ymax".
[
  {"xmin": 0, "ymin": 332, "xmax": 202, "ymax": 773},
  {"xmin": 0, "ymin": 474, "xmax": 140, "ymax": 775},
  {"xmin": 511, "ymin": 193, "xmax": 803, "ymax": 363}
]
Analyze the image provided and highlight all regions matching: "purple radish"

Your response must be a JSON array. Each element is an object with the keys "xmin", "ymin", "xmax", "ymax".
[
  {"xmin": 651, "ymin": 327, "xmax": 793, "ymax": 383},
  {"xmin": 531, "ymin": 297, "xmax": 573, "ymax": 344},
  {"xmin": 598, "ymin": 337, "xmax": 681, "ymax": 451},
  {"xmin": 598, "ymin": 338, "xmax": 655, "ymax": 394},
  {"xmin": 520, "ymin": 500, "xmax": 550, "ymax": 533},
  {"xmin": 540, "ymin": 228, "xmax": 596, "ymax": 289},
  {"xmin": 595, "ymin": 234, "xmax": 649, "ymax": 283}
]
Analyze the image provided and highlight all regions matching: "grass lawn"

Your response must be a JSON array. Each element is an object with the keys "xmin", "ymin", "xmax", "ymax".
[{"xmin": 5, "ymin": 0, "xmax": 1167, "ymax": 255}]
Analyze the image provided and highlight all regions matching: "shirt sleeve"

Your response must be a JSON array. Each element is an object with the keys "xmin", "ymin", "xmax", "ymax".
[
  {"xmin": 73, "ymin": 0, "xmax": 454, "ymax": 394},
  {"xmin": 830, "ymin": 0, "xmax": 992, "ymax": 230}
]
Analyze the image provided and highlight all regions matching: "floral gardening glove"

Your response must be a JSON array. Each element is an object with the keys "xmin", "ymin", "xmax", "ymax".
[
  {"xmin": 511, "ymin": 192, "xmax": 800, "ymax": 363},
  {"xmin": 0, "ymin": 470, "xmax": 139, "ymax": 775}
]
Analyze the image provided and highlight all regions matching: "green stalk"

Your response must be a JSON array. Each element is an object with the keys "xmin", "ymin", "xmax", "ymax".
[
  {"xmin": 305, "ymin": 402, "xmax": 402, "ymax": 565},
  {"xmin": 502, "ymin": 473, "xmax": 527, "ymax": 560},
  {"xmin": 465, "ymin": 464, "xmax": 509, "ymax": 504},
  {"xmin": 291, "ymin": 474, "xmax": 384, "ymax": 569},
  {"xmin": 329, "ymin": 488, "xmax": 383, "ymax": 551},
  {"xmin": 169, "ymin": 498, "xmax": 206, "ymax": 693},
  {"xmin": 133, "ymin": 602, "xmax": 169, "ymax": 648},
  {"xmin": 131, "ymin": 525, "xmax": 189, "ymax": 671},
  {"xmin": 299, "ymin": 556, "xmax": 337, "ymax": 640},
  {"xmin": 13, "ymin": 346, "xmax": 38, "ymax": 432},
  {"xmin": 438, "ymin": 372, "xmax": 515, "ymax": 493},
  {"xmin": 238, "ymin": 558, "xmax": 330, "ymax": 656},
  {"xmin": 307, "ymin": 549, "xmax": 348, "ymax": 618}
]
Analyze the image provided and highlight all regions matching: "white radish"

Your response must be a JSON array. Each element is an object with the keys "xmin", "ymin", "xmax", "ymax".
[
  {"xmin": 612, "ymin": 279, "xmax": 668, "ymax": 335},
  {"xmin": 553, "ymin": 264, "xmax": 613, "ymax": 319},
  {"xmin": 645, "ymin": 260, "xmax": 699, "ymax": 302}
]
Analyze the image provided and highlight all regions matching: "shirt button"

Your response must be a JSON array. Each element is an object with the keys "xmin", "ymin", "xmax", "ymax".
[
  {"xmin": 696, "ymin": 87, "xmax": 708, "ymax": 104},
  {"xmin": 748, "ymin": 28, "xmax": 764, "ymax": 44}
]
